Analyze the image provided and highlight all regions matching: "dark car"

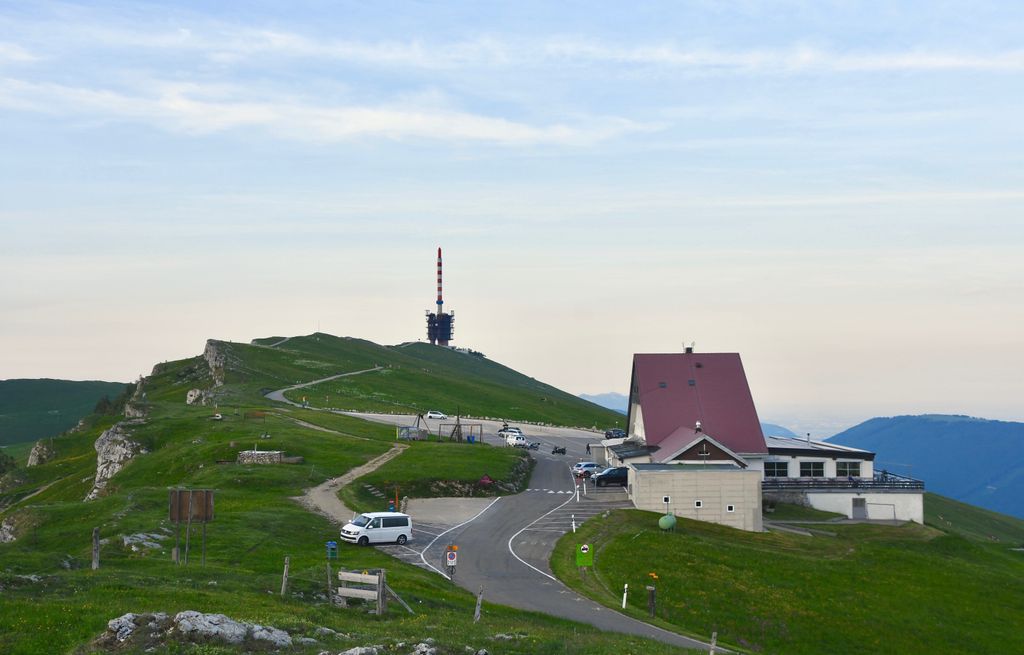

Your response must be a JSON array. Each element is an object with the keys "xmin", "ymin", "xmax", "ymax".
[
  {"xmin": 591, "ymin": 466, "xmax": 628, "ymax": 487},
  {"xmin": 604, "ymin": 428, "xmax": 626, "ymax": 439}
]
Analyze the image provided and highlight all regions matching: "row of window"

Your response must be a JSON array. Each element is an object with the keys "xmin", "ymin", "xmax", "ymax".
[{"xmin": 764, "ymin": 461, "xmax": 861, "ymax": 477}]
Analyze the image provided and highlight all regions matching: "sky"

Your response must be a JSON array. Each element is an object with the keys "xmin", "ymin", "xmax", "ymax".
[{"xmin": 2, "ymin": 1, "xmax": 1022, "ymax": 435}]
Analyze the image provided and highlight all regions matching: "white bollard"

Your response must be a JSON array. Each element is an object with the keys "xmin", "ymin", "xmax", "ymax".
[
  {"xmin": 575, "ymin": 485, "xmax": 580, "ymax": 502},
  {"xmin": 572, "ymin": 514, "xmax": 576, "ymax": 533},
  {"xmin": 583, "ymin": 480, "xmax": 587, "ymax": 496},
  {"xmin": 622, "ymin": 583, "xmax": 628, "ymax": 609}
]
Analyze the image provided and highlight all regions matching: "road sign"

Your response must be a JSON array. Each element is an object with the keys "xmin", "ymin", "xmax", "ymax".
[
  {"xmin": 576, "ymin": 543, "xmax": 593, "ymax": 567},
  {"xmin": 446, "ymin": 550, "xmax": 457, "ymax": 566}
]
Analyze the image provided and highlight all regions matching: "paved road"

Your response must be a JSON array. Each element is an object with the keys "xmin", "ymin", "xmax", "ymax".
[{"xmin": 351, "ymin": 412, "xmax": 715, "ymax": 653}]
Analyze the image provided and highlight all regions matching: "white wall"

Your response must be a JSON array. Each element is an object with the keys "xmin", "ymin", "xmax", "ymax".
[
  {"xmin": 629, "ymin": 403, "xmax": 645, "ymax": 443},
  {"xmin": 806, "ymin": 491, "xmax": 923, "ymax": 523},
  {"xmin": 628, "ymin": 467, "xmax": 763, "ymax": 532}
]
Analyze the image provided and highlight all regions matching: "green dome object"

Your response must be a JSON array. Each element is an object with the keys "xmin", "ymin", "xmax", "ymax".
[{"xmin": 658, "ymin": 513, "xmax": 677, "ymax": 530}]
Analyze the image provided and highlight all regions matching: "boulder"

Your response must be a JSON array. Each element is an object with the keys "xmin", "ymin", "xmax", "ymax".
[
  {"xmin": 26, "ymin": 440, "xmax": 56, "ymax": 467},
  {"xmin": 85, "ymin": 423, "xmax": 148, "ymax": 501},
  {"xmin": 0, "ymin": 516, "xmax": 17, "ymax": 543},
  {"xmin": 204, "ymin": 340, "xmax": 227, "ymax": 387},
  {"xmin": 173, "ymin": 611, "xmax": 247, "ymax": 645}
]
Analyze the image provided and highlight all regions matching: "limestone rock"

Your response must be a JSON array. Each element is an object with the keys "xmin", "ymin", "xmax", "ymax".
[
  {"xmin": 124, "ymin": 402, "xmax": 147, "ymax": 419},
  {"xmin": 250, "ymin": 623, "xmax": 293, "ymax": 647},
  {"xmin": 185, "ymin": 389, "xmax": 207, "ymax": 406},
  {"xmin": 204, "ymin": 340, "xmax": 227, "ymax": 387},
  {"xmin": 108, "ymin": 613, "xmax": 140, "ymax": 642},
  {"xmin": 173, "ymin": 611, "xmax": 247, "ymax": 644},
  {"xmin": 339, "ymin": 647, "xmax": 382, "ymax": 655},
  {"xmin": 85, "ymin": 423, "xmax": 148, "ymax": 501},
  {"xmin": 26, "ymin": 440, "xmax": 55, "ymax": 467},
  {"xmin": 0, "ymin": 516, "xmax": 17, "ymax": 543}
]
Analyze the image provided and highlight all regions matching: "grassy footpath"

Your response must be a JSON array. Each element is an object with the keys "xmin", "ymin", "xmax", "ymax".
[{"xmin": 552, "ymin": 509, "xmax": 1024, "ymax": 655}]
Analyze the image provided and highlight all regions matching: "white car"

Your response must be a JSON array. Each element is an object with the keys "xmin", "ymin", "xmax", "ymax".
[
  {"xmin": 497, "ymin": 426, "xmax": 523, "ymax": 438},
  {"xmin": 571, "ymin": 462, "xmax": 600, "ymax": 477},
  {"xmin": 505, "ymin": 434, "xmax": 528, "ymax": 448},
  {"xmin": 424, "ymin": 411, "xmax": 447, "ymax": 420}
]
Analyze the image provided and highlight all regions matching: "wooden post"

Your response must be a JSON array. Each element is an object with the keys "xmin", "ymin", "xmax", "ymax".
[
  {"xmin": 91, "ymin": 527, "xmax": 100, "ymax": 570},
  {"xmin": 646, "ymin": 585, "xmax": 656, "ymax": 617},
  {"xmin": 376, "ymin": 569, "xmax": 387, "ymax": 615},
  {"xmin": 183, "ymin": 491, "xmax": 194, "ymax": 565},
  {"xmin": 474, "ymin": 585, "xmax": 484, "ymax": 623},
  {"xmin": 280, "ymin": 556, "xmax": 290, "ymax": 597},
  {"xmin": 337, "ymin": 570, "xmax": 348, "ymax": 607},
  {"xmin": 709, "ymin": 631, "xmax": 718, "ymax": 655},
  {"xmin": 326, "ymin": 560, "xmax": 332, "ymax": 603}
]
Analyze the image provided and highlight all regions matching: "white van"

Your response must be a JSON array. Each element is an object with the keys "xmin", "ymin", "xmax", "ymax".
[
  {"xmin": 340, "ymin": 512, "xmax": 413, "ymax": 546},
  {"xmin": 505, "ymin": 433, "xmax": 528, "ymax": 448}
]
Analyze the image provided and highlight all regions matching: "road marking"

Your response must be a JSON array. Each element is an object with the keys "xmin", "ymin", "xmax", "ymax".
[
  {"xmin": 506, "ymin": 469, "xmax": 580, "ymax": 582},
  {"xmin": 418, "ymin": 496, "xmax": 502, "ymax": 580}
]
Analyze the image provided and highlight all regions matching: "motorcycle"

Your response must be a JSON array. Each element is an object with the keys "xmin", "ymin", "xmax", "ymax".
[
  {"xmin": 551, "ymin": 446, "xmax": 566, "ymax": 455},
  {"xmin": 527, "ymin": 441, "xmax": 541, "ymax": 450}
]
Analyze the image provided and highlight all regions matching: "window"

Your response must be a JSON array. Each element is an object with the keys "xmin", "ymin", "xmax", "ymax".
[
  {"xmin": 694, "ymin": 500, "xmax": 703, "ymax": 509},
  {"xmin": 383, "ymin": 517, "xmax": 408, "ymax": 528},
  {"xmin": 837, "ymin": 461, "xmax": 861, "ymax": 477},
  {"xmin": 764, "ymin": 461, "xmax": 789, "ymax": 477},
  {"xmin": 800, "ymin": 462, "xmax": 825, "ymax": 477},
  {"xmin": 726, "ymin": 505, "xmax": 735, "ymax": 513}
]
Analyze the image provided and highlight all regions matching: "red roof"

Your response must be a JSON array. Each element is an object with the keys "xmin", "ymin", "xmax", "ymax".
[{"xmin": 629, "ymin": 352, "xmax": 767, "ymax": 456}]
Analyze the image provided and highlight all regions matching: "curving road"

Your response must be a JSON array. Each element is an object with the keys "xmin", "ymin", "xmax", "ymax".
[{"xmin": 350, "ymin": 413, "xmax": 715, "ymax": 653}]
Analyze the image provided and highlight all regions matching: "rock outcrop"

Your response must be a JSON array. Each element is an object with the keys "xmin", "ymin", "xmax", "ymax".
[
  {"xmin": 26, "ymin": 440, "xmax": 56, "ymax": 467},
  {"xmin": 0, "ymin": 515, "xmax": 18, "ymax": 543},
  {"xmin": 204, "ymin": 340, "xmax": 227, "ymax": 386},
  {"xmin": 85, "ymin": 424, "xmax": 147, "ymax": 501},
  {"xmin": 185, "ymin": 389, "xmax": 207, "ymax": 406},
  {"xmin": 96, "ymin": 611, "xmax": 292, "ymax": 649}
]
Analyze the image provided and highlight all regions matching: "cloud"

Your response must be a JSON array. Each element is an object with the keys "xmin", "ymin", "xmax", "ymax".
[
  {"xmin": 0, "ymin": 77, "xmax": 656, "ymax": 145},
  {"xmin": 0, "ymin": 42, "xmax": 36, "ymax": 62}
]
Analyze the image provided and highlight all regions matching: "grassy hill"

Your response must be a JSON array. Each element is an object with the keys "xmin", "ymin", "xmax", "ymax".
[
  {"xmin": 0, "ymin": 379, "xmax": 128, "ymax": 446},
  {"xmin": 236, "ymin": 334, "xmax": 621, "ymax": 428},
  {"xmin": 828, "ymin": 414, "xmax": 1024, "ymax": 519},
  {"xmin": 0, "ymin": 336, "xmax": 682, "ymax": 655},
  {"xmin": 553, "ymin": 501, "xmax": 1024, "ymax": 655}
]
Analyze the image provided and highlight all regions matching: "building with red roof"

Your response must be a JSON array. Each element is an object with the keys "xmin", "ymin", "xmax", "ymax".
[{"xmin": 626, "ymin": 349, "xmax": 768, "ymax": 461}]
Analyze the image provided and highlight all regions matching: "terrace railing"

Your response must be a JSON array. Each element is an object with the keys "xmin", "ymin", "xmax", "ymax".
[{"xmin": 761, "ymin": 472, "xmax": 924, "ymax": 491}]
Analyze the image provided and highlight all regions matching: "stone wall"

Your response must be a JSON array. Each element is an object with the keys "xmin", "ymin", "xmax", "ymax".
[{"xmin": 237, "ymin": 450, "xmax": 283, "ymax": 465}]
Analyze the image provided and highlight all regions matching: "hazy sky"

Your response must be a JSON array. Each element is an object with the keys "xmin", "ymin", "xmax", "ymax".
[{"xmin": 2, "ymin": 1, "xmax": 1022, "ymax": 435}]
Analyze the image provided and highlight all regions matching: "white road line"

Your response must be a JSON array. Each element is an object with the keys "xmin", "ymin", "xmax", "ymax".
[
  {"xmin": 506, "ymin": 469, "xmax": 581, "ymax": 582},
  {"xmin": 418, "ymin": 496, "xmax": 502, "ymax": 580}
]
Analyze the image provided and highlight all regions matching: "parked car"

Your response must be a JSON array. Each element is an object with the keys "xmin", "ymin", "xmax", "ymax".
[
  {"xmin": 497, "ymin": 426, "xmax": 523, "ymax": 439},
  {"xmin": 591, "ymin": 466, "xmax": 628, "ymax": 487},
  {"xmin": 424, "ymin": 411, "xmax": 447, "ymax": 420},
  {"xmin": 505, "ymin": 434, "xmax": 529, "ymax": 448},
  {"xmin": 571, "ymin": 462, "xmax": 600, "ymax": 478},
  {"xmin": 604, "ymin": 428, "xmax": 626, "ymax": 439},
  {"xmin": 340, "ymin": 512, "xmax": 413, "ymax": 546}
]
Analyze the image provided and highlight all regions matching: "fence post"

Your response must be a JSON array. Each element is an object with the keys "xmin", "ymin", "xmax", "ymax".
[
  {"xmin": 474, "ymin": 586, "xmax": 484, "ymax": 622},
  {"xmin": 326, "ymin": 560, "xmax": 333, "ymax": 602},
  {"xmin": 280, "ymin": 556, "xmax": 290, "ymax": 597},
  {"xmin": 91, "ymin": 527, "xmax": 100, "ymax": 570},
  {"xmin": 377, "ymin": 569, "xmax": 387, "ymax": 615},
  {"xmin": 709, "ymin": 631, "xmax": 717, "ymax": 655},
  {"xmin": 646, "ymin": 585, "xmax": 656, "ymax": 617},
  {"xmin": 621, "ymin": 583, "xmax": 628, "ymax": 609}
]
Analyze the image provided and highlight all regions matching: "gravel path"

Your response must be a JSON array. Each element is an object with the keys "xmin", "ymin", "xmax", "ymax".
[{"xmin": 296, "ymin": 443, "xmax": 407, "ymax": 524}]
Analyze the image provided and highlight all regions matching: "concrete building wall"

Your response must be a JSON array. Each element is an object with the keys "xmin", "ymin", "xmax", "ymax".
[
  {"xmin": 628, "ymin": 467, "xmax": 763, "ymax": 532},
  {"xmin": 806, "ymin": 491, "xmax": 923, "ymax": 523}
]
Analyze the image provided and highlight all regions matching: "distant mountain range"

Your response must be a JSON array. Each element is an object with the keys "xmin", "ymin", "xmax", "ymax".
[
  {"xmin": 829, "ymin": 415, "xmax": 1024, "ymax": 519},
  {"xmin": 579, "ymin": 391, "xmax": 797, "ymax": 437},
  {"xmin": 0, "ymin": 378, "xmax": 128, "ymax": 445}
]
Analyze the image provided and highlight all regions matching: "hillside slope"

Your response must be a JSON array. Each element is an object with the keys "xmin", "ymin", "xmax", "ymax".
[
  {"xmin": 244, "ymin": 334, "xmax": 621, "ymax": 428},
  {"xmin": 828, "ymin": 414, "xmax": 1024, "ymax": 519},
  {"xmin": 0, "ymin": 338, "xmax": 681, "ymax": 655},
  {"xmin": 0, "ymin": 379, "xmax": 128, "ymax": 445}
]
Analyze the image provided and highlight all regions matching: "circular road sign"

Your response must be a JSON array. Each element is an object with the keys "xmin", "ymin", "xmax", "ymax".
[
  {"xmin": 446, "ymin": 550, "xmax": 457, "ymax": 564},
  {"xmin": 580, "ymin": 544, "xmax": 590, "ymax": 554}
]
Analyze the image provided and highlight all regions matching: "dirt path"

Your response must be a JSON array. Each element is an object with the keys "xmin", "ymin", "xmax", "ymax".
[
  {"xmin": 296, "ymin": 443, "xmax": 408, "ymax": 524},
  {"xmin": 264, "ymin": 366, "xmax": 383, "ymax": 405}
]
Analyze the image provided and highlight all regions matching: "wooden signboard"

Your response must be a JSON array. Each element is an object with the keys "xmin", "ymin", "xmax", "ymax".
[{"xmin": 169, "ymin": 489, "xmax": 215, "ymax": 523}]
